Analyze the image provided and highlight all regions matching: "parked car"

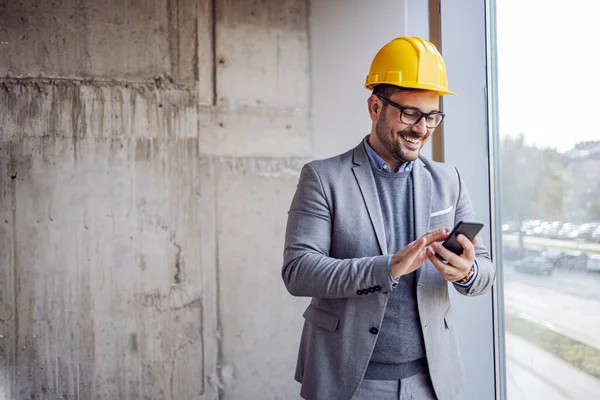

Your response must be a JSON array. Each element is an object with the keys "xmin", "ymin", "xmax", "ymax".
[
  {"xmin": 521, "ymin": 220, "xmax": 543, "ymax": 236},
  {"xmin": 568, "ymin": 222, "xmax": 600, "ymax": 241},
  {"xmin": 541, "ymin": 221, "xmax": 562, "ymax": 238},
  {"xmin": 558, "ymin": 223, "xmax": 579, "ymax": 239},
  {"xmin": 502, "ymin": 245, "xmax": 546, "ymax": 261},
  {"xmin": 552, "ymin": 251, "xmax": 590, "ymax": 271},
  {"xmin": 514, "ymin": 256, "xmax": 555, "ymax": 276},
  {"xmin": 587, "ymin": 256, "xmax": 600, "ymax": 273},
  {"xmin": 502, "ymin": 245, "xmax": 523, "ymax": 261}
]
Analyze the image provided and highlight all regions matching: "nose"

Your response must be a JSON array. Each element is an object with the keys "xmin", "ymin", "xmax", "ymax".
[{"xmin": 411, "ymin": 117, "xmax": 428, "ymax": 136}]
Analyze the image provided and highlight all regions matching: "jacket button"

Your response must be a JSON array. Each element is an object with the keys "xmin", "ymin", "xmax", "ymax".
[
  {"xmin": 368, "ymin": 287, "xmax": 375, "ymax": 293},
  {"xmin": 356, "ymin": 290, "xmax": 363, "ymax": 295},
  {"xmin": 369, "ymin": 327, "xmax": 379, "ymax": 335},
  {"xmin": 374, "ymin": 285, "xmax": 381, "ymax": 291}
]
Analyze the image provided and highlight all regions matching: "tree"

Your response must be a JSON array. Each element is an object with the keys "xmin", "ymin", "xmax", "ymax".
[{"xmin": 499, "ymin": 134, "xmax": 569, "ymax": 247}]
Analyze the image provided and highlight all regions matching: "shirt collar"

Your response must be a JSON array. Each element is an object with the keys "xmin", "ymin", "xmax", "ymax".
[{"xmin": 362, "ymin": 135, "xmax": 414, "ymax": 173}]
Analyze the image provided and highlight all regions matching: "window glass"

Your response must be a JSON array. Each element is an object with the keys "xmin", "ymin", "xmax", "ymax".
[{"xmin": 497, "ymin": 0, "xmax": 600, "ymax": 398}]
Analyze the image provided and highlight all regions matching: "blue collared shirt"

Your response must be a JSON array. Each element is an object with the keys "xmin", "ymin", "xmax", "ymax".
[
  {"xmin": 363, "ymin": 135, "xmax": 414, "ymax": 174},
  {"xmin": 362, "ymin": 135, "xmax": 478, "ymax": 287}
]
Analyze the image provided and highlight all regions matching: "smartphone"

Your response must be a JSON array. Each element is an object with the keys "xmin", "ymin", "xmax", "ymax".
[{"xmin": 436, "ymin": 221, "xmax": 484, "ymax": 261}]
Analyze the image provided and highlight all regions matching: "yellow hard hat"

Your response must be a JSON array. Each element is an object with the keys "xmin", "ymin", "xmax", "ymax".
[{"xmin": 365, "ymin": 36, "xmax": 456, "ymax": 96}]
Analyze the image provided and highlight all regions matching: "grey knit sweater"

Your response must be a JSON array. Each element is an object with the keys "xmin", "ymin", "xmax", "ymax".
[{"xmin": 364, "ymin": 168, "xmax": 427, "ymax": 380}]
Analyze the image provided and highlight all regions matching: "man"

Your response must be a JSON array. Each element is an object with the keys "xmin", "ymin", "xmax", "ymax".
[{"xmin": 281, "ymin": 36, "xmax": 495, "ymax": 400}]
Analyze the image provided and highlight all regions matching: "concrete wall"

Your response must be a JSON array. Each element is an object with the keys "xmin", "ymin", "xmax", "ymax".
[{"xmin": 0, "ymin": 0, "xmax": 309, "ymax": 398}]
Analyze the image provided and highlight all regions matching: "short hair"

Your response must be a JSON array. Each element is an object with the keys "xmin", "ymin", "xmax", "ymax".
[
  {"xmin": 372, "ymin": 84, "xmax": 427, "ymax": 99},
  {"xmin": 372, "ymin": 84, "xmax": 405, "ymax": 99}
]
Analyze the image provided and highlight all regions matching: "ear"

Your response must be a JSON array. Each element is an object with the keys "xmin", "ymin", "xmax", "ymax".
[{"xmin": 367, "ymin": 95, "xmax": 382, "ymax": 122}]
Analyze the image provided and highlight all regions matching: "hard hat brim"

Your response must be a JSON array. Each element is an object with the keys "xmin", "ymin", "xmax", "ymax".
[{"xmin": 365, "ymin": 81, "xmax": 457, "ymax": 96}]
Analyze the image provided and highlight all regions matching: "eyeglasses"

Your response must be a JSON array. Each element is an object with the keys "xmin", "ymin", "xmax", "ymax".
[{"xmin": 377, "ymin": 95, "xmax": 445, "ymax": 128}]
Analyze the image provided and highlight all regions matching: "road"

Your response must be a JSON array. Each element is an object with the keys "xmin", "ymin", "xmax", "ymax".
[
  {"xmin": 505, "ymin": 267, "xmax": 600, "ymax": 351},
  {"xmin": 503, "ymin": 254, "xmax": 600, "ymax": 398},
  {"xmin": 505, "ymin": 260, "xmax": 600, "ymax": 302}
]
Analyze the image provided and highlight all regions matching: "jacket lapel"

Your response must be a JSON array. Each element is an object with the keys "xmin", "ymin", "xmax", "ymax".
[
  {"xmin": 351, "ymin": 143, "xmax": 388, "ymax": 255},
  {"xmin": 412, "ymin": 159, "xmax": 433, "ymax": 283}
]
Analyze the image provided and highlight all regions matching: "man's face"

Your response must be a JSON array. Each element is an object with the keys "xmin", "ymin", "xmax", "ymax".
[{"xmin": 373, "ymin": 90, "xmax": 440, "ymax": 164}]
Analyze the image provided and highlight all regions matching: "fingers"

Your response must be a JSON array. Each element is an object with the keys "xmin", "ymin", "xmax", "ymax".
[
  {"xmin": 427, "ymin": 234, "xmax": 477, "ymax": 282},
  {"xmin": 394, "ymin": 228, "xmax": 454, "ymax": 277},
  {"xmin": 408, "ymin": 249, "xmax": 428, "ymax": 274},
  {"xmin": 426, "ymin": 247, "xmax": 451, "ymax": 272},
  {"xmin": 420, "ymin": 227, "xmax": 450, "ymax": 247},
  {"xmin": 430, "ymin": 241, "xmax": 460, "ymax": 265},
  {"xmin": 403, "ymin": 228, "xmax": 449, "ymax": 272},
  {"xmin": 405, "ymin": 228, "xmax": 448, "ymax": 262},
  {"xmin": 390, "ymin": 238, "xmax": 429, "ymax": 279},
  {"xmin": 413, "ymin": 236, "xmax": 427, "ymax": 249},
  {"xmin": 456, "ymin": 234, "xmax": 476, "ymax": 259},
  {"xmin": 426, "ymin": 247, "xmax": 464, "ymax": 281},
  {"xmin": 403, "ymin": 237, "xmax": 427, "ymax": 264}
]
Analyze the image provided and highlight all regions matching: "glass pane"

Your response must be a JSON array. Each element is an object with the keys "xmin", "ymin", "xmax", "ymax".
[{"xmin": 497, "ymin": 1, "xmax": 600, "ymax": 398}]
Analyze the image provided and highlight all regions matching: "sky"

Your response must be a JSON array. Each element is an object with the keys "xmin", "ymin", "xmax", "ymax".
[{"xmin": 496, "ymin": 0, "xmax": 600, "ymax": 152}]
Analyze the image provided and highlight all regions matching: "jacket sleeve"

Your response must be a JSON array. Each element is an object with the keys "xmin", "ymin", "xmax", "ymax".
[
  {"xmin": 281, "ymin": 163, "xmax": 393, "ymax": 299},
  {"xmin": 451, "ymin": 167, "xmax": 496, "ymax": 296}
]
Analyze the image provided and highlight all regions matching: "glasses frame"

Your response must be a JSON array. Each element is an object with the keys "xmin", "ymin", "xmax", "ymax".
[{"xmin": 377, "ymin": 95, "xmax": 446, "ymax": 128}]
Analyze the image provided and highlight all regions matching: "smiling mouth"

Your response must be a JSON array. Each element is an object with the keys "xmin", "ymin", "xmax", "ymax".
[{"xmin": 402, "ymin": 135, "xmax": 420, "ymax": 145}]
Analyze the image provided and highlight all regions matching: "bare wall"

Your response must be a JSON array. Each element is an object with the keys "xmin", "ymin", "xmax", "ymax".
[{"xmin": 0, "ymin": 0, "xmax": 309, "ymax": 399}]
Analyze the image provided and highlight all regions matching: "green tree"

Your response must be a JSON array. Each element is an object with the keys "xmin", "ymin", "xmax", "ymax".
[{"xmin": 499, "ymin": 134, "xmax": 569, "ymax": 247}]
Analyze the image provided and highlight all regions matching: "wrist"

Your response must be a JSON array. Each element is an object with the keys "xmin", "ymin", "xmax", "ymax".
[
  {"xmin": 456, "ymin": 265, "xmax": 475, "ymax": 284},
  {"xmin": 390, "ymin": 268, "xmax": 402, "ymax": 280},
  {"xmin": 389, "ymin": 255, "xmax": 401, "ymax": 280}
]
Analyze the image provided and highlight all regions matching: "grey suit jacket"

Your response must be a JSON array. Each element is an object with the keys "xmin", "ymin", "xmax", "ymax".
[{"xmin": 282, "ymin": 141, "xmax": 495, "ymax": 400}]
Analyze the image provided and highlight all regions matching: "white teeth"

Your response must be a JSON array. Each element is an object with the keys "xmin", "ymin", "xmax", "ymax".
[{"xmin": 403, "ymin": 136, "xmax": 419, "ymax": 144}]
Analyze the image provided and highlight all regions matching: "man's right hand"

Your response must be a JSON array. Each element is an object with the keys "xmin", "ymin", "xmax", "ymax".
[{"xmin": 390, "ymin": 228, "xmax": 450, "ymax": 279}]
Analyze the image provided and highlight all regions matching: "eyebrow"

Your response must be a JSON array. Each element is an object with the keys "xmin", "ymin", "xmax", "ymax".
[{"xmin": 402, "ymin": 104, "xmax": 442, "ymax": 114}]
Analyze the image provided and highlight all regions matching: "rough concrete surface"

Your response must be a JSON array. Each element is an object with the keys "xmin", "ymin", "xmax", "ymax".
[
  {"xmin": 214, "ymin": 159, "xmax": 308, "ymax": 399},
  {"xmin": 0, "ymin": 0, "xmax": 311, "ymax": 398},
  {"xmin": 198, "ymin": 106, "xmax": 310, "ymax": 158},
  {"xmin": 1, "ymin": 80, "xmax": 203, "ymax": 400},
  {"xmin": 216, "ymin": 0, "xmax": 309, "ymax": 111},
  {"xmin": 0, "ymin": 0, "xmax": 203, "ymax": 86}
]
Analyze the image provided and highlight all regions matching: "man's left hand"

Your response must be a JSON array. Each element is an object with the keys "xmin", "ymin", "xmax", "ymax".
[{"xmin": 426, "ymin": 234, "xmax": 478, "ymax": 282}]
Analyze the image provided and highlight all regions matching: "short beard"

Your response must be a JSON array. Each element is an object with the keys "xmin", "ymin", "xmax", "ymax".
[{"xmin": 374, "ymin": 113, "xmax": 418, "ymax": 163}]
